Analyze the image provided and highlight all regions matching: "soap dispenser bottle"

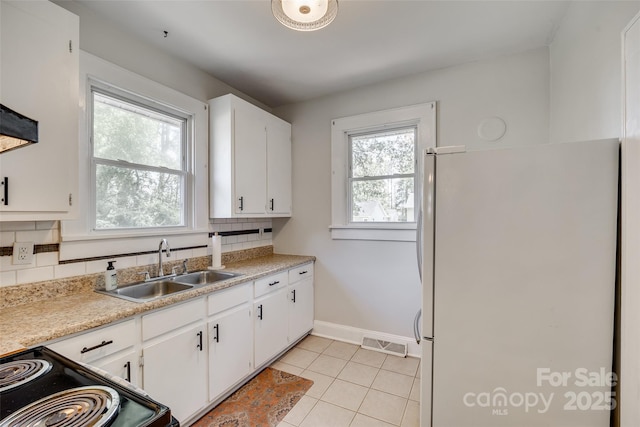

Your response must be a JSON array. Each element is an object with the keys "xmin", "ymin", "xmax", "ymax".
[{"xmin": 105, "ymin": 261, "xmax": 117, "ymax": 291}]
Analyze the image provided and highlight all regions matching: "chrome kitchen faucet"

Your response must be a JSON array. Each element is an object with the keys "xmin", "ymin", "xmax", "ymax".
[{"xmin": 158, "ymin": 238, "xmax": 171, "ymax": 278}]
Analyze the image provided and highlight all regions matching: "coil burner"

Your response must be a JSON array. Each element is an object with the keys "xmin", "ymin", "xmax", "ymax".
[
  {"xmin": 0, "ymin": 360, "xmax": 52, "ymax": 393},
  {"xmin": 0, "ymin": 385, "xmax": 120, "ymax": 427}
]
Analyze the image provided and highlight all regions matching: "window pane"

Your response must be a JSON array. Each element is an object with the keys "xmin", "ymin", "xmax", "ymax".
[
  {"xmin": 93, "ymin": 92, "xmax": 183, "ymax": 169},
  {"xmin": 351, "ymin": 177, "xmax": 414, "ymax": 222},
  {"xmin": 351, "ymin": 128, "xmax": 415, "ymax": 178},
  {"xmin": 95, "ymin": 164, "xmax": 183, "ymax": 229}
]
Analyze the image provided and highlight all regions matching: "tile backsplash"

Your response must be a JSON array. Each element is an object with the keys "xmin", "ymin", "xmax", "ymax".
[
  {"xmin": 209, "ymin": 218, "xmax": 273, "ymax": 252},
  {"xmin": 0, "ymin": 218, "xmax": 272, "ymax": 287}
]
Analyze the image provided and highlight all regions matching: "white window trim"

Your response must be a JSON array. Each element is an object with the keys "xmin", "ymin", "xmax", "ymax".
[
  {"xmin": 89, "ymin": 81, "xmax": 191, "ymax": 231},
  {"xmin": 348, "ymin": 126, "xmax": 417, "ymax": 225},
  {"xmin": 330, "ymin": 102, "xmax": 436, "ymax": 241},
  {"xmin": 60, "ymin": 51, "xmax": 209, "ymax": 260}
]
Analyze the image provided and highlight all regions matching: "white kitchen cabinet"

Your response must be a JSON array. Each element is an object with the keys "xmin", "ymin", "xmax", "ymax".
[
  {"xmin": 209, "ymin": 93, "xmax": 292, "ymax": 218},
  {"xmin": 141, "ymin": 299, "xmax": 207, "ymax": 424},
  {"xmin": 288, "ymin": 277, "xmax": 314, "ymax": 342},
  {"xmin": 254, "ymin": 272, "xmax": 290, "ymax": 368},
  {"xmin": 267, "ymin": 118, "xmax": 292, "ymax": 215},
  {"xmin": 207, "ymin": 283, "xmax": 253, "ymax": 402},
  {"xmin": 43, "ymin": 262, "xmax": 313, "ymax": 425},
  {"xmin": 253, "ymin": 265, "xmax": 314, "ymax": 367},
  {"xmin": 95, "ymin": 350, "xmax": 139, "ymax": 386},
  {"xmin": 288, "ymin": 262, "xmax": 314, "ymax": 284},
  {"xmin": 47, "ymin": 319, "xmax": 139, "ymax": 386},
  {"xmin": 288, "ymin": 263, "xmax": 314, "ymax": 342},
  {"xmin": 0, "ymin": 0, "xmax": 79, "ymax": 221},
  {"xmin": 232, "ymin": 100, "xmax": 268, "ymax": 215}
]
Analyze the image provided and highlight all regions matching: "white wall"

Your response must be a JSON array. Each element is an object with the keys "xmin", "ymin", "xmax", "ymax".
[
  {"xmin": 549, "ymin": 1, "xmax": 640, "ymax": 143},
  {"xmin": 52, "ymin": 0, "xmax": 268, "ymax": 110},
  {"xmin": 0, "ymin": 1, "xmax": 275, "ymax": 287},
  {"xmin": 272, "ymin": 48, "xmax": 550, "ymax": 339}
]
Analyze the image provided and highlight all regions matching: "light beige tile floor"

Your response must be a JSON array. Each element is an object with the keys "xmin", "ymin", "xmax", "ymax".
[{"xmin": 272, "ymin": 335, "xmax": 420, "ymax": 427}]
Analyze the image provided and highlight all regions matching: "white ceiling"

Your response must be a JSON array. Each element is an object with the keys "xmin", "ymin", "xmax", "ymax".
[{"xmin": 70, "ymin": 0, "xmax": 570, "ymax": 107}]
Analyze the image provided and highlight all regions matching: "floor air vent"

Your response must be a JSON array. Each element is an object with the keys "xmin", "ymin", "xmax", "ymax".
[{"xmin": 361, "ymin": 336, "xmax": 407, "ymax": 357}]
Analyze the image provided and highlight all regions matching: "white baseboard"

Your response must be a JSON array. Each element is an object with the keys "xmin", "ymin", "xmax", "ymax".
[{"xmin": 311, "ymin": 320, "xmax": 422, "ymax": 358}]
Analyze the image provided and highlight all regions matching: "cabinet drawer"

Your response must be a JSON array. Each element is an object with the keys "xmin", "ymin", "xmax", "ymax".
[
  {"xmin": 254, "ymin": 272, "xmax": 288, "ymax": 298},
  {"xmin": 208, "ymin": 282, "xmax": 252, "ymax": 316},
  {"xmin": 142, "ymin": 298, "xmax": 205, "ymax": 341},
  {"xmin": 289, "ymin": 263, "xmax": 314, "ymax": 284},
  {"xmin": 48, "ymin": 319, "xmax": 136, "ymax": 363}
]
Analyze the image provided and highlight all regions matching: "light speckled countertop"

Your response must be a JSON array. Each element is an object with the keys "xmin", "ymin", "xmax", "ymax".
[{"xmin": 0, "ymin": 254, "xmax": 314, "ymax": 356}]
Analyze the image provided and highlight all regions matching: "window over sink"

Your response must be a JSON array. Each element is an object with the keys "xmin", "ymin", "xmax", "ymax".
[
  {"xmin": 59, "ymin": 52, "xmax": 209, "ymax": 261},
  {"xmin": 91, "ymin": 87, "xmax": 188, "ymax": 230}
]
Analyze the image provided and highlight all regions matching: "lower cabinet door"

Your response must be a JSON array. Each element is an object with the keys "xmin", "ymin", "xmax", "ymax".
[
  {"xmin": 142, "ymin": 324, "xmax": 207, "ymax": 423},
  {"xmin": 209, "ymin": 305, "xmax": 253, "ymax": 401},
  {"xmin": 93, "ymin": 350, "xmax": 139, "ymax": 387},
  {"xmin": 288, "ymin": 277, "xmax": 314, "ymax": 342},
  {"xmin": 254, "ymin": 288, "xmax": 289, "ymax": 368}
]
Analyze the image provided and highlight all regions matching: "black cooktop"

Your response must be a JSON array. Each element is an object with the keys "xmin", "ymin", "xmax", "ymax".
[{"xmin": 0, "ymin": 347, "xmax": 177, "ymax": 427}]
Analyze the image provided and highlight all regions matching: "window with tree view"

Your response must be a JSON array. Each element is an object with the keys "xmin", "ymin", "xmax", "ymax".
[
  {"xmin": 92, "ymin": 89, "xmax": 187, "ymax": 230},
  {"xmin": 349, "ymin": 127, "xmax": 416, "ymax": 223}
]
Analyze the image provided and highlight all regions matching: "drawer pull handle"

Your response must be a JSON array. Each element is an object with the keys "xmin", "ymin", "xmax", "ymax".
[
  {"xmin": 299, "ymin": 271, "xmax": 308, "ymax": 275},
  {"xmin": 269, "ymin": 280, "xmax": 280, "ymax": 286},
  {"xmin": 2, "ymin": 177, "xmax": 7, "ymax": 206},
  {"xmin": 197, "ymin": 331, "xmax": 203, "ymax": 351},
  {"xmin": 213, "ymin": 324, "xmax": 219, "ymax": 343},
  {"xmin": 124, "ymin": 361, "xmax": 131, "ymax": 382},
  {"xmin": 291, "ymin": 289, "xmax": 296, "ymax": 303},
  {"xmin": 258, "ymin": 304, "xmax": 263, "ymax": 320},
  {"xmin": 80, "ymin": 340, "xmax": 113, "ymax": 354}
]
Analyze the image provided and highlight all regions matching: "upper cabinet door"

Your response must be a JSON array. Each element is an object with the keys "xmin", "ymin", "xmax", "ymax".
[
  {"xmin": 266, "ymin": 117, "xmax": 292, "ymax": 216},
  {"xmin": 209, "ymin": 94, "xmax": 292, "ymax": 218},
  {"xmin": 0, "ymin": 0, "xmax": 79, "ymax": 220},
  {"xmin": 233, "ymin": 101, "xmax": 267, "ymax": 215}
]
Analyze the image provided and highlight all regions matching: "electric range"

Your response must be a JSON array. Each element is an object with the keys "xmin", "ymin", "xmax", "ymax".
[{"xmin": 0, "ymin": 346, "xmax": 178, "ymax": 427}]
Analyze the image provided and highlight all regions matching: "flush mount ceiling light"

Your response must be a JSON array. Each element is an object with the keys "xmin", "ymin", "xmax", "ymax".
[{"xmin": 272, "ymin": 0, "xmax": 338, "ymax": 32}]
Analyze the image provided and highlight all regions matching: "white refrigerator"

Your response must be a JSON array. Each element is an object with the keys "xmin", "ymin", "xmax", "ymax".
[{"xmin": 420, "ymin": 139, "xmax": 619, "ymax": 426}]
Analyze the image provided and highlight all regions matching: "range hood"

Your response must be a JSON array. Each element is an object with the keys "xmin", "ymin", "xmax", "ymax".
[{"xmin": 0, "ymin": 104, "xmax": 38, "ymax": 154}]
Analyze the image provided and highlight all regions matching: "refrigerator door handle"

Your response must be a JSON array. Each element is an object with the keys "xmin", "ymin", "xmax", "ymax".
[
  {"xmin": 422, "ymin": 152, "xmax": 436, "ymax": 339},
  {"xmin": 413, "ymin": 309, "xmax": 422, "ymax": 344},
  {"xmin": 416, "ymin": 209, "xmax": 422, "ymax": 281}
]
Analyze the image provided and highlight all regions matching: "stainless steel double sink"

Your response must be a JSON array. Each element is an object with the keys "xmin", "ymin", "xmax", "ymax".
[{"xmin": 97, "ymin": 270, "xmax": 242, "ymax": 303}]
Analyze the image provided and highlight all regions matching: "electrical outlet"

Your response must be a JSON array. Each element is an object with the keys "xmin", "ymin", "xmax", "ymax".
[{"xmin": 13, "ymin": 242, "xmax": 34, "ymax": 265}]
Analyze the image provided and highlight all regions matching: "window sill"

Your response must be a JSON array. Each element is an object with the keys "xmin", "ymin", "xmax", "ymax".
[{"xmin": 329, "ymin": 225, "xmax": 417, "ymax": 242}]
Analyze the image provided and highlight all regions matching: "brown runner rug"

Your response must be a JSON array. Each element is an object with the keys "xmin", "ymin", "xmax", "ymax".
[{"xmin": 191, "ymin": 368, "xmax": 314, "ymax": 427}]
